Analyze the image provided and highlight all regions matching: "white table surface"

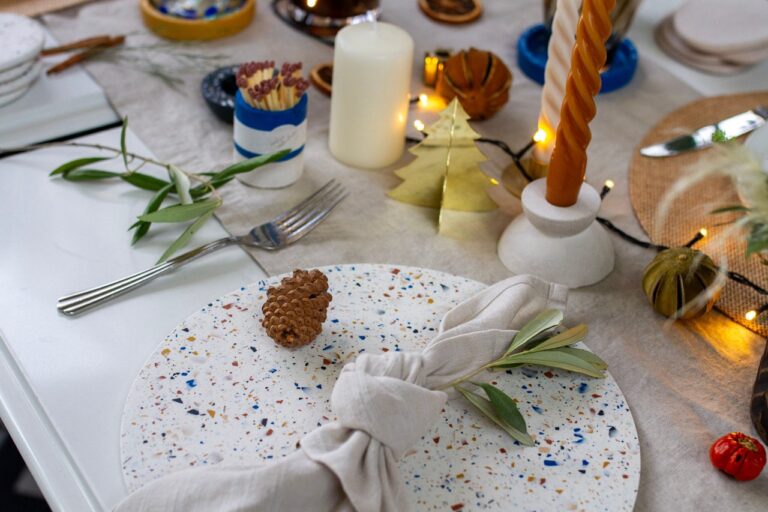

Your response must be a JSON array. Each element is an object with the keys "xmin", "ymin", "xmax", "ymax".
[
  {"xmin": 0, "ymin": 128, "xmax": 268, "ymax": 511},
  {"xmin": 0, "ymin": 2, "xmax": 767, "ymax": 511}
]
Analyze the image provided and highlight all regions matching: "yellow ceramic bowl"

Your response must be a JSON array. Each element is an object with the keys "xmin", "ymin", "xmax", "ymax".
[{"xmin": 140, "ymin": 0, "xmax": 255, "ymax": 40}]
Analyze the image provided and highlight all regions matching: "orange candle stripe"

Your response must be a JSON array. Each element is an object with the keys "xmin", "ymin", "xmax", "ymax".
[{"xmin": 545, "ymin": 0, "xmax": 615, "ymax": 207}]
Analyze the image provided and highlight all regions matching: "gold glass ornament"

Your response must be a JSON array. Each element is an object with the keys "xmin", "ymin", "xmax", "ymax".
[{"xmin": 642, "ymin": 247, "xmax": 719, "ymax": 319}]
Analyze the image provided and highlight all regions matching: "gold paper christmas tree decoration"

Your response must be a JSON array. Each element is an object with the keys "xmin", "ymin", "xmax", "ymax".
[{"xmin": 388, "ymin": 99, "xmax": 497, "ymax": 227}]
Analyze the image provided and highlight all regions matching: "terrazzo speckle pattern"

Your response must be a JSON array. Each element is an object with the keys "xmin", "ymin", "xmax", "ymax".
[{"xmin": 121, "ymin": 264, "xmax": 640, "ymax": 510}]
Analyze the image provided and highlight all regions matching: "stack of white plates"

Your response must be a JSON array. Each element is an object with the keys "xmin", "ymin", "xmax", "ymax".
[
  {"xmin": 0, "ymin": 14, "xmax": 45, "ymax": 108},
  {"xmin": 655, "ymin": 0, "xmax": 768, "ymax": 75}
]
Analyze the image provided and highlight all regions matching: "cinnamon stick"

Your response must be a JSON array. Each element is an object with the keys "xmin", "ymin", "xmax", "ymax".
[
  {"xmin": 46, "ymin": 36, "xmax": 125, "ymax": 75},
  {"xmin": 41, "ymin": 35, "xmax": 115, "ymax": 56}
]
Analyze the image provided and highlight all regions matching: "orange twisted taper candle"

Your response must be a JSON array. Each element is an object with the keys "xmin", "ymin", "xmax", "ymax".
[{"xmin": 545, "ymin": 0, "xmax": 615, "ymax": 207}]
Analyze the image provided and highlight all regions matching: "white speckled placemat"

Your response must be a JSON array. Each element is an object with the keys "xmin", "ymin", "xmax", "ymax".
[{"xmin": 121, "ymin": 264, "xmax": 640, "ymax": 511}]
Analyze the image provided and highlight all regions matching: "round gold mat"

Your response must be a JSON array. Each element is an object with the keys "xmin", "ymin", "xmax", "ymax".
[{"xmin": 629, "ymin": 91, "xmax": 768, "ymax": 336}]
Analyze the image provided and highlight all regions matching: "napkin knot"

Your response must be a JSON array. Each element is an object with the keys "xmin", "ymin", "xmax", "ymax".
[{"xmin": 331, "ymin": 352, "xmax": 447, "ymax": 458}]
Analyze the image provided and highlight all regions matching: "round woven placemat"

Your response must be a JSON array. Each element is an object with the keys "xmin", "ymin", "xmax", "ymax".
[{"xmin": 629, "ymin": 91, "xmax": 768, "ymax": 336}]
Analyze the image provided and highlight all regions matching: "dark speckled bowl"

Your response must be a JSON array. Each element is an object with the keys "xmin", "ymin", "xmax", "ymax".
[{"xmin": 201, "ymin": 64, "xmax": 240, "ymax": 123}]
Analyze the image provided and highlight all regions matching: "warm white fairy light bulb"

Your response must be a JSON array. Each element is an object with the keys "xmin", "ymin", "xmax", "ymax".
[{"xmin": 413, "ymin": 119, "xmax": 425, "ymax": 131}]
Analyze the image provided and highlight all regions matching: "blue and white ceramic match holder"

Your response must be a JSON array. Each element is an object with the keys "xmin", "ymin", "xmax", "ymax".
[{"xmin": 233, "ymin": 91, "xmax": 308, "ymax": 188}]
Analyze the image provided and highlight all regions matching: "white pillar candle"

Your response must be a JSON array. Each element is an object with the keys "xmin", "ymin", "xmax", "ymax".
[
  {"xmin": 533, "ymin": 0, "xmax": 580, "ymax": 165},
  {"xmin": 329, "ymin": 22, "xmax": 414, "ymax": 169}
]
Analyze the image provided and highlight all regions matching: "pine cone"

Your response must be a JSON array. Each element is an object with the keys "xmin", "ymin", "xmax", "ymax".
[{"xmin": 261, "ymin": 269, "xmax": 332, "ymax": 348}]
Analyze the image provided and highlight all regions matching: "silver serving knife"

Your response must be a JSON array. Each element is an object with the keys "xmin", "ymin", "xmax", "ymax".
[{"xmin": 640, "ymin": 106, "xmax": 768, "ymax": 158}]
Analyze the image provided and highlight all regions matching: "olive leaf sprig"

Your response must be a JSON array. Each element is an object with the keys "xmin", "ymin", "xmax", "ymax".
[
  {"xmin": 438, "ymin": 309, "xmax": 607, "ymax": 446},
  {"xmin": 42, "ymin": 118, "xmax": 287, "ymax": 262}
]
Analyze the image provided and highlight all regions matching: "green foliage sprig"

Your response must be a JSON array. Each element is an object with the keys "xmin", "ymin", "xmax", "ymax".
[
  {"xmin": 709, "ymin": 131, "xmax": 768, "ymax": 262},
  {"xmin": 44, "ymin": 118, "xmax": 287, "ymax": 262},
  {"xmin": 439, "ymin": 310, "xmax": 607, "ymax": 446}
]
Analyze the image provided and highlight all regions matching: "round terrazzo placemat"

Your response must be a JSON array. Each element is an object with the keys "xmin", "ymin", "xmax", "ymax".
[
  {"xmin": 628, "ymin": 91, "xmax": 768, "ymax": 337},
  {"xmin": 120, "ymin": 264, "xmax": 640, "ymax": 511}
]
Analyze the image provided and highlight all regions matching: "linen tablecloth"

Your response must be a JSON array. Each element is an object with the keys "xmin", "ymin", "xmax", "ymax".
[{"xmin": 45, "ymin": 0, "xmax": 768, "ymax": 509}]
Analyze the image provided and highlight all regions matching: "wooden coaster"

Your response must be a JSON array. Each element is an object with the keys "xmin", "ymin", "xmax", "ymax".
[
  {"xmin": 628, "ymin": 91, "xmax": 768, "ymax": 336},
  {"xmin": 654, "ymin": 16, "xmax": 745, "ymax": 75},
  {"xmin": 674, "ymin": 0, "xmax": 768, "ymax": 55},
  {"xmin": 418, "ymin": 0, "xmax": 482, "ymax": 25},
  {"xmin": 310, "ymin": 63, "xmax": 332, "ymax": 96},
  {"xmin": 656, "ymin": 14, "xmax": 768, "ymax": 74}
]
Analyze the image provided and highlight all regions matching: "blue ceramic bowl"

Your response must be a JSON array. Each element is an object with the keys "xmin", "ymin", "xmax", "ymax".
[
  {"xmin": 152, "ymin": 0, "xmax": 245, "ymax": 19},
  {"xmin": 517, "ymin": 23, "xmax": 638, "ymax": 94}
]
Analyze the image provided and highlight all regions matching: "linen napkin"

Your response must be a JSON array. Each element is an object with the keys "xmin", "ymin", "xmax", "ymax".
[{"xmin": 116, "ymin": 275, "xmax": 567, "ymax": 512}]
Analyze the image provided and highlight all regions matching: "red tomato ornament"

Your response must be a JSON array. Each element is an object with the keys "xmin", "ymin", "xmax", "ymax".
[{"xmin": 709, "ymin": 432, "xmax": 766, "ymax": 481}]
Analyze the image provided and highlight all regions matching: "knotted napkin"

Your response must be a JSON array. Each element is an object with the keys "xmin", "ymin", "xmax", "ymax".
[{"xmin": 116, "ymin": 275, "xmax": 567, "ymax": 512}]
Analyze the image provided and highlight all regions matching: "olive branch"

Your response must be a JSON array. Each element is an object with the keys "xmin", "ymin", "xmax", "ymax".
[
  {"xmin": 15, "ymin": 117, "xmax": 286, "ymax": 262},
  {"xmin": 441, "ymin": 309, "xmax": 607, "ymax": 446}
]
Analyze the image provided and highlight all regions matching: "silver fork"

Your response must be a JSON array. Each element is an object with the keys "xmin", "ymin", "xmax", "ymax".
[{"xmin": 57, "ymin": 180, "xmax": 346, "ymax": 316}]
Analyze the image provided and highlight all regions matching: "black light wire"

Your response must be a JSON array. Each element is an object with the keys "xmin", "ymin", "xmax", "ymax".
[{"xmin": 406, "ymin": 132, "xmax": 768, "ymax": 311}]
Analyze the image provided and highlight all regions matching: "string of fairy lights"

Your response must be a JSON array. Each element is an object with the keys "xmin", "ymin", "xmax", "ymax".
[{"xmin": 408, "ymin": 101, "xmax": 768, "ymax": 322}]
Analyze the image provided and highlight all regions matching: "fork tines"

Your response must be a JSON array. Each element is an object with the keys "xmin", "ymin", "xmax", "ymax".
[{"xmin": 274, "ymin": 179, "xmax": 345, "ymax": 230}]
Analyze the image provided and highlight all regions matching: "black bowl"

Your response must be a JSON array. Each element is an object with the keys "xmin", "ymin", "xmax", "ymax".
[{"xmin": 201, "ymin": 64, "xmax": 240, "ymax": 123}]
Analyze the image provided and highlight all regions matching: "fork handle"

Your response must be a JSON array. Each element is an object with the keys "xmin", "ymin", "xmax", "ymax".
[{"xmin": 57, "ymin": 236, "xmax": 238, "ymax": 316}]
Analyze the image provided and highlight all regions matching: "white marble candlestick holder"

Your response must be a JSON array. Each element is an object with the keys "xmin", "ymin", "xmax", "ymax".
[{"xmin": 497, "ymin": 179, "xmax": 615, "ymax": 288}]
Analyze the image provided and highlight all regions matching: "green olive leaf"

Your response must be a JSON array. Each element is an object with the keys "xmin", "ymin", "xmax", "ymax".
[
  {"xmin": 62, "ymin": 169, "xmax": 122, "ymax": 181},
  {"xmin": 211, "ymin": 150, "xmax": 290, "ymax": 180},
  {"xmin": 121, "ymin": 172, "xmax": 171, "ymax": 192},
  {"xmin": 191, "ymin": 172, "xmax": 230, "ymax": 193},
  {"xmin": 50, "ymin": 157, "xmax": 114, "ymax": 176},
  {"xmin": 455, "ymin": 385, "xmax": 534, "ymax": 446},
  {"xmin": 557, "ymin": 347, "xmax": 608, "ymax": 370},
  {"xmin": 528, "ymin": 324, "xmax": 588, "ymax": 352},
  {"xmin": 506, "ymin": 309, "xmax": 564, "ymax": 355},
  {"xmin": 492, "ymin": 348, "xmax": 606, "ymax": 378},
  {"xmin": 131, "ymin": 183, "xmax": 174, "ymax": 245},
  {"xmin": 189, "ymin": 150, "xmax": 290, "ymax": 197},
  {"xmin": 139, "ymin": 198, "xmax": 220, "ymax": 223},
  {"xmin": 472, "ymin": 382, "xmax": 527, "ymax": 433},
  {"xmin": 120, "ymin": 116, "xmax": 129, "ymax": 169},
  {"xmin": 157, "ymin": 210, "xmax": 214, "ymax": 263}
]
